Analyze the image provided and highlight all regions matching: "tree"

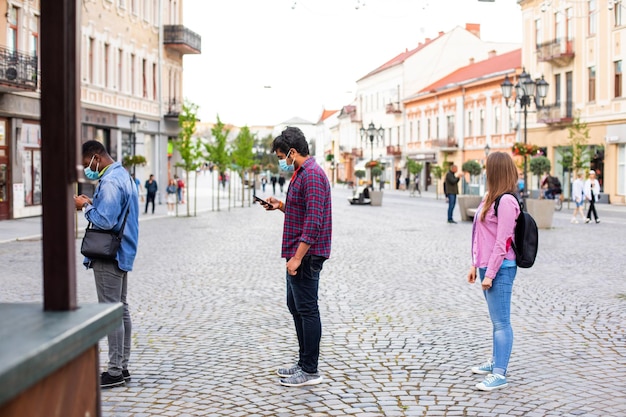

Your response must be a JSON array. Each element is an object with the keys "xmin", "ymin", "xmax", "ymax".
[
  {"xmin": 461, "ymin": 160, "xmax": 482, "ymax": 177},
  {"xmin": 203, "ymin": 116, "xmax": 231, "ymax": 211},
  {"xmin": 406, "ymin": 158, "xmax": 423, "ymax": 180},
  {"xmin": 563, "ymin": 112, "xmax": 591, "ymax": 177},
  {"xmin": 530, "ymin": 155, "xmax": 551, "ymax": 190},
  {"xmin": 431, "ymin": 164, "xmax": 444, "ymax": 199},
  {"xmin": 231, "ymin": 126, "xmax": 255, "ymax": 208},
  {"xmin": 173, "ymin": 100, "xmax": 202, "ymax": 217}
]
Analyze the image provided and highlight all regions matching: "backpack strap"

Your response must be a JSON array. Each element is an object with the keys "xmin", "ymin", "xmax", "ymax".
[{"xmin": 494, "ymin": 192, "xmax": 524, "ymax": 217}]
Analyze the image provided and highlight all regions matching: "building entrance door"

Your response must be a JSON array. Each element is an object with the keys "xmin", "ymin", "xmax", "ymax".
[{"xmin": 0, "ymin": 156, "xmax": 10, "ymax": 220}]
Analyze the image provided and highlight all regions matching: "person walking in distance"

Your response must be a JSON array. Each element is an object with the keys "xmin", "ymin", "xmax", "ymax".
[
  {"xmin": 166, "ymin": 178, "xmax": 177, "ymax": 216},
  {"xmin": 571, "ymin": 171, "xmax": 585, "ymax": 223},
  {"xmin": 584, "ymin": 170, "xmax": 601, "ymax": 223},
  {"xmin": 467, "ymin": 152, "xmax": 521, "ymax": 392},
  {"xmin": 73, "ymin": 140, "xmax": 139, "ymax": 388},
  {"xmin": 261, "ymin": 127, "xmax": 332, "ymax": 387},
  {"xmin": 144, "ymin": 174, "xmax": 158, "ymax": 214},
  {"xmin": 445, "ymin": 164, "xmax": 462, "ymax": 223}
]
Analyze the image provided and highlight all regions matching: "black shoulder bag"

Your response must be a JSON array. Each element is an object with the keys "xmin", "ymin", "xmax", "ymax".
[{"xmin": 80, "ymin": 176, "xmax": 133, "ymax": 260}]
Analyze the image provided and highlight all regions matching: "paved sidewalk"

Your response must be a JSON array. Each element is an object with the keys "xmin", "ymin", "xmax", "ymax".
[{"xmin": 1, "ymin": 184, "xmax": 625, "ymax": 416}]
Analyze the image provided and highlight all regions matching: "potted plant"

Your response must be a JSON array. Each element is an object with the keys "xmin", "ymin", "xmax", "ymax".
[
  {"xmin": 370, "ymin": 166, "xmax": 383, "ymax": 206},
  {"xmin": 526, "ymin": 154, "xmax": 555, "ymax": 228}
]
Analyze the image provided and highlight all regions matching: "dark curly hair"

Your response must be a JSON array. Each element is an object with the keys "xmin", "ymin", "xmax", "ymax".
[{"xmin": 271, "ymin": 126, "xmax": 309, "ymax": 156}]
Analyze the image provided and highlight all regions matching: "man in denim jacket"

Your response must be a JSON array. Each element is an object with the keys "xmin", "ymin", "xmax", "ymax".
[{"xmin": 74, "ymin": 140, "xmax": 139, "ymax": 388}]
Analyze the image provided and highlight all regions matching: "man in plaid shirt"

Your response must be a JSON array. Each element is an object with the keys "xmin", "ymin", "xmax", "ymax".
[{"xmin": 264, "ymin": 127, "xmax": 332, "ymax": 387}]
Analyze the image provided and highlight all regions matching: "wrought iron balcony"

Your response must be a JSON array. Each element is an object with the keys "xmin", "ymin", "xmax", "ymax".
[
  {"xmin": 351, "ymin": 148, "xmax": 363, "ymax": 158},
  {"xmin": 537, "ymin": 102, "xmax": 574, "ymax": 125},
  {"xmin": 0, "ymin": 46, "xmax": 38, "ymax": 91},
  {"xmin": 432, "ymin": 138, "xmax": 458, "ymax": 148},
  {"xmin": 386, "ymin": 145, "xmax": 402, "ymax": 156},
  {"xmin": 386, "ymin": 103, "xmax": 402, "ymax": 115},
  {"xmin": 163, "ymin": 25, "xmax": 201, "ymax": 54},
  {"xmin": 537, "ymin": 38, "xmax": 574, "ymax": 67},
  {"xmin": 164, "ymin": 97, "xmax": 182, "ymax": 118}
]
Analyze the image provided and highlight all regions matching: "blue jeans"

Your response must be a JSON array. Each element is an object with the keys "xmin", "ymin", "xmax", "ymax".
[
  {"xmin": 286, "ymin": 255, "xmax": 325, "ymax": 374},
  {"xmin": 479, "ymin": 265, "xmax": 516, "ymax": 376},
  {"xmin": 447, "ymin": 194, "xmax": 457, "ymax": 221},
  {"xmin": 93, "ymin": 259, "xmax": 132, "ymax": 376}
]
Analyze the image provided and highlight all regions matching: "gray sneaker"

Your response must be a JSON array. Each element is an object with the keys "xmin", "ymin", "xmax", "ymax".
[
  {"xmin": 276, "ymin": 364, "xmax": 301, "ymax": 378},
  {"xmin": 279, "ymin": 369, "xmax": 323, "ymax": 387}
]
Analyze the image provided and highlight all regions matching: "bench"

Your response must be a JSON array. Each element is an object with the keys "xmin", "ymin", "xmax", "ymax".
[{"xmin": 457, "ymin": 195, "xmax": 482, "ymax": 221}]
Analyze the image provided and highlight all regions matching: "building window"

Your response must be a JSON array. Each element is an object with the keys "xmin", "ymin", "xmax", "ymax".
[
  {"xmin": 435, "ymin": 117, "xmax": 439, "ymax": 139},
  {"xmin": 555, "ymin": 73, "xmax": 562, "ymax": 105},
  {"xmin": 104, "ymin": 44, "xmax": 110, "ymax": 88},
  {"xmin": 142, "ymin": 59, "xmax": 148, "ymax": 98},
  {"xmin": 30, "ymin": 15, "xmax": 39, "ymax": 57},
  {"xmin": 494, "ymin": 106, "xmax": 500, "ymax": 135},
  {"xmin": 479, "ymin": 109, "xmax": 485, "ymax": 136},
  {"xmin": 417, "ymin": 120, "xmax": 421, "ymax": 141},
  {"xmin": 8, "ymin": 6, "xmax": 18, "ymax": 52},
  {"xmin": 118, "ymin": 48, "xmax": 123, "ymax": 91},
  {"xmin": 588, "ymin": 66, "xmax": 596, "ymax": 102},
  {"xmin": 567, "ymin": 8, "xmax": 574, "ymax": 41},
  {"xmin": 615, "ymin": 1, "xmax": 623, "ymax": 26},
  {"xmin": 508, "ymin": 107, "xmax": 516, "ymax": 133},
  {"xmin": 118, "ymin": 0, "xmax": 126, "ymax": 9},
  {"xmin": 153, "ymin": 63, "xmax": 157, "ymax": 100},
  {"xmin": 615, "ymin": 60, "xmax": 622, "ymax": 98},
  {"xmin": 535, "ymin": 18, "xmax": 542, "ymax": 47},
  {"xmin": 618, "ymin": 144, "xmax": 626, "ymax": 195},
  {"xmin": 88, "ymin": 37, "xmax": 95, "ymax": 84},
  {"xmin": 143, "ymin": 0, "xmax": 150, "ymax": 22},
  {"xmin": 130, "ymin": 53, "xmax": 136, "ymax": 95},
  {"xmin": 132, "ymin": 0, "xmax": 138, "ymax": 15},
  {"xmin": 589, "ymin": 0, "xmax": 597, "ymax": 35},
  {"xmin": 427, "ymin": 118, "xmax": 431, "ymax": 139},
  {"xmin": 447, "ymin": 115, "xmax": 455, "ymax": 139},
  {"xmin": 555, "ymin": 11, "xmax": 563, "ymax": 41},
  {"xmin": 467, "ymin": 111, "xmax": 473, "ymax": 137}
]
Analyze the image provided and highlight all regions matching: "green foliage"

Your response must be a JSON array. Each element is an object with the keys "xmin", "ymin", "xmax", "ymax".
[
  {"xmin": 371, "ymin": 166, "xmax": 382, "ymax": 178},
  {"xmin": 354, "ymin": 170, "xmax": 366, "ymax": 179},
  {"xmin": 406, "ymin": 158, "xmax": 423, "ymax": 176},
  {"xmin": 430, "ymin": 165, "xmax": 444, "ymax": 180},
  {"xmin": 203, "ymin": 116, "xmax": 231, "ymax": 175},
  {"xmin": 564, "ymin": 112, "xmax": 592, "ymax": 176},
  {"xmin": 122, "ymin": 154, "xmax": 147, "ymax": 169},
  {"xmin": 231, "ymin": 126, "xmax": 255, "ymax": 172},
  {"xmin": 529, "ymin": 155, "xmax": 551, "ymax": 177},
  {"xmin": 174, "ymin": 101, "xmax": 202, "ymax": 173},
  {"xmin": 462, "ymin": 160, "xmax": 482, "ymax": 176},
  {"xmin": 326, "ymin": 153, "xmax": 334, "ymax": 162}
]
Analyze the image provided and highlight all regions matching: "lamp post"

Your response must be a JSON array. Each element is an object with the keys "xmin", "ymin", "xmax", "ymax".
[
  {"xmin": 501, "ymin": 68, "xmax": 549, "ymax": 205},
  {"xmin": 129, "ymin": 113, "xmax": 140, "ymax": 175},
  {"xmin": 360, "ymin": 121, "xmax": 384, "ymax": 185},
  {"xmin": 483, "ymin": 143, "xmax": 491, "ymax": 194}
]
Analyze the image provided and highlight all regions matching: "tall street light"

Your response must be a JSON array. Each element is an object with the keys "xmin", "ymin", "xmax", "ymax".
[
  {"xmin": 501, "ymin": 68, "xmax": 549, "ymax": 205},
  {"xmin": 129, "ymin": 113, "xmax": 140, "ymax": 175},
  {"xmin": 360, "ymin": 121, "xmax": 384, "ymax": 185}
]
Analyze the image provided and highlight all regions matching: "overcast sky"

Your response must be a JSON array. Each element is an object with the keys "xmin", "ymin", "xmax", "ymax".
[{"xmin": 182, "ymin": 0, "xmax": 522, "ymax": 127}]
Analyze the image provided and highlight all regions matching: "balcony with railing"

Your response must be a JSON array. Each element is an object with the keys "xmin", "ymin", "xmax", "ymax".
[
  {"xmin": 386, "ymin": 145, "xmax": 402, "ymax": 156},
  {"xmin": 163, "ymin": 25, "xmax": 201, "ymax": 54},
  {"xmin": 537, "ymin": 102, "xmax": 574, "ymax": 125},
  {"xmin": 0, "ymin": 46, "xmax": 38, "ymax": 92},
  {"xmin": 537, "ymin": 38, "xmax": 575, "ymax": 66},
  {"xmin": 164, "ymin": 97, "xmax": 182, "ymax": 118},
  {"xmin": 385, "ymin": 103, "xmax": 402, "ymax": 115},
  {"xmin": 351, "ymin": 148, "xmax": 363, "ymax": 158},
  {"xmin": 430, "ymin": 138, "xmax": 458, "ymax": 149}
]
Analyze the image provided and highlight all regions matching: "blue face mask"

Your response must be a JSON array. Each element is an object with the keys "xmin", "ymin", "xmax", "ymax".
[
  {"xmin": 84, "ymin": 155, "xmax": 100, "ymax": 180},
  {"xmin": 279, "ymin": 150, "xmax": 295, "ymax": 172}
]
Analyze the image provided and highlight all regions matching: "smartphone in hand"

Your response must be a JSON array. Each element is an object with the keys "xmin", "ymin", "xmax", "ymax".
[{"xmin": 254, "ymin": 195, "xmax": 271, "ymax": 207}]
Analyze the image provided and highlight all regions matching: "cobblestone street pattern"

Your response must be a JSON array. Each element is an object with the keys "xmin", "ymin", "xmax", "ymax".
[{"xmin": 1, "ymin": 187, "xmax": 625, "ymax": 416}]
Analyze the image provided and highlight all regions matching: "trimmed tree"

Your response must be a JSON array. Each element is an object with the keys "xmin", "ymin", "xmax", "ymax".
[
  {"xmin": 203, "ymin": 116, "xmax": 231, "ymax": 211},
  {"xmin": 173, "ymin": 101, "xmax": 202, "ymax": 217},
  {"xmin": 231, "ymin": 126, "xmax": 255, "ymax": 208}
]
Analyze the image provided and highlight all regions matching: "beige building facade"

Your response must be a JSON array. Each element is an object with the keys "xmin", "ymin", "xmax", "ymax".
[{"xmin": 521, "ymin": 0, "xmax": 626, "ymax": 204}]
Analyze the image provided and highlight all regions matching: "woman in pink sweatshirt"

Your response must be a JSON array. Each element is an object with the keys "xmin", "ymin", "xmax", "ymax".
[{"xmin": 467, "ymin": 152, "xmax": 521, "ymax": 391}]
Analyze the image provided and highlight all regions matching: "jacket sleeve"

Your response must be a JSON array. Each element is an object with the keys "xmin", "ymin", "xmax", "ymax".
[{"xmin": 486, "ymin": 195, "xmax": 519, "ymax": 279}]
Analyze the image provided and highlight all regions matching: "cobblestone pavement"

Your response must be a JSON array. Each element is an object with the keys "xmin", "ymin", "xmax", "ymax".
[{"xmin": 1, "ymin": 179, "xmax": 625, "ymax": 416}]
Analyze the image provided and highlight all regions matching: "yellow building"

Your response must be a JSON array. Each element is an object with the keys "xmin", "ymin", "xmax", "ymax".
[{"xmin": 521, "ymin": 0, "xmax": 625, "ymax": 204}]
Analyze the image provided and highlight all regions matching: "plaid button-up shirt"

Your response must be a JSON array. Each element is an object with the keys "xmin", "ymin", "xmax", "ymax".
[{"xmin": 282, "ymin": 157, "xmax": 332, "ymax": 259}]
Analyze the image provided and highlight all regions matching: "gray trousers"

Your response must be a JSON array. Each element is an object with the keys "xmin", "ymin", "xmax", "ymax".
[{"xmin": 93, "ymin": 259, "xmax": 132, "ymax": 376}]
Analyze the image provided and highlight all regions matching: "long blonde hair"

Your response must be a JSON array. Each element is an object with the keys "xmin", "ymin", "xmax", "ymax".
[{"xmin": 480, "ymin": 152, "xmax": 519, "ymax": 221}]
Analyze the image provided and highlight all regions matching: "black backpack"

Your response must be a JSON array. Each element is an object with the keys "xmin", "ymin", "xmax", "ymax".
[{"xmin": 494, "ymin": 193, "xmax": 538, "ymax": 268}]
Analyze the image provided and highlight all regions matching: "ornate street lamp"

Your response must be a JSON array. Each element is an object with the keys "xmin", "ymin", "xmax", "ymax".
[
  {"xmin": 360, "ymin": 121, "xmax": 384, "ymax": 186},
  {"xmin": 501, "ymin": 68, "xmax": 549, "ymax": 205},
  {"xmin": 129, "ymin": 113, "xmax": 140, "ymax": 173}
]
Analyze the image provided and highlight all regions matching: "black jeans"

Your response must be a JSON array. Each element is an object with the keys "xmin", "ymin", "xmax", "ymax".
[
  {"xmin": 587, "ymin": 198, "xmax": 598, "ymax": 221},
  {"xmin": 285, "ymin": 255, "xmax": 325, "ymax": 374},
  {"xmin": 145, "ymin": 192, "xmax": 156, "ymax": 213}
]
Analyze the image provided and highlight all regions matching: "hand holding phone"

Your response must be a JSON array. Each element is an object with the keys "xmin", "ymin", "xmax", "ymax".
[{"xmin": 254, "ymin": 195, "xmax": 271, "ymax": 207}]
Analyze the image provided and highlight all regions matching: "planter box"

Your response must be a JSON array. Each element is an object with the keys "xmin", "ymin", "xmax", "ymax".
[
  {"xmin": 525, "ymin": 198, "xmax": 555, "ymax": 229},
  {"xmin": 457, "ymin": 195, "xmax": 482, "ymax": 221},
  {"xmin": 370, "ymin": 191, "xmax": 383, "ymax": 206}
]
